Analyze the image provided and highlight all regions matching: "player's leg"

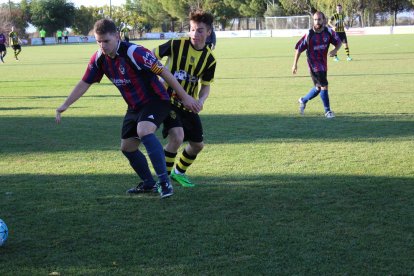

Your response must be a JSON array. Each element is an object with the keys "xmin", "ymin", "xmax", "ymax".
[
  {"xmin": 171, "ymin": 114, "xmax": 203, "ymax": 187},
  {"xmin": 343, "ymin": 34, "xmax": 352, "ymax": 61},
  {"xmin": 164, "ymin": 126, "xmax": 184, "ymax": 175},
  {"xmin": 298, "ymin": 72, "xmax": 321, "ymax": 115},
  {"xmin": 317, "ymin": 72, "xmax": 335, "ymax": 118},
  {"xmin": 122, "ymin": 110, "xmax": 158, "ymax": 194},
  {"xmin": 162, "ymin": 107, "xmax": 184, "ymax": 176},
  {"xmin": 136, "ymin": 100, "xmax": 173, "ymax": 198},
  {"xmin": 312, "ymin": 71, "xmax": 334, "ymax": 118}
]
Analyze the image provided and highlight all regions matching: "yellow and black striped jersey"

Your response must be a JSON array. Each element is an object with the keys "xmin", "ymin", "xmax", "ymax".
[
  {"xmin": 330, "ymin": 12, "xmax": 347, "ymax": 33},
  {"xmin": 154, "ymin": 37, "xmax": 216, "ymax": 109},
  {"xmin": 9, "ymin": 31, "xmax": 19, "ymax": 45}
]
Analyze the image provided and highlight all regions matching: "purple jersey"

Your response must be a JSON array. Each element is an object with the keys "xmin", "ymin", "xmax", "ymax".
[
  {"xmin": 0, "ymin": 33, "xmax": 6, "ymax": 44},
  {"xmin": 295, "ymin": 27, "xmax": 340, "ymax": 72},
  {"xmin": 82, "ymin": 41, "xmax": 169, "ymax": 110}
]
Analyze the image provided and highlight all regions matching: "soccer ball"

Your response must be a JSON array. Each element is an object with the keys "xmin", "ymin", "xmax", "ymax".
[{"xmin": 0, "ymin": 219, "xmax": 8, "ymax": 246}]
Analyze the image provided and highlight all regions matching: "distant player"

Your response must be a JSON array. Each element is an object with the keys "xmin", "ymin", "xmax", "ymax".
[
  {"xmin": 56, "ymin": 29, "xmax": 63, "ymax": 44},
  {"xmin": 40, "ymin": 29, "xmax": 46, "ymax": 45},
  {"xmin": 0, "ymin": 32, "xmax": 7, "ymax": 63},
  {"xmin": 329, "ymin": 4, "xmax": 352, "ymax": 61},
  {"xmin": 153, "ymin": 10, "xmax": 216, "ymax": 187},
  {"xmin": 9, "ymin": 27, "xmax": 22, "ymax": 60},
  {"xmin": 292, "ymin": 11, "xmax": 342, "ymax": 119},
  {"xmin": 63, "ymin": 29, "xmax": 69, "ymax": 43},
  {"xmin": 55, "ymin": 19, "xmax": 201, "ymax": 198}
]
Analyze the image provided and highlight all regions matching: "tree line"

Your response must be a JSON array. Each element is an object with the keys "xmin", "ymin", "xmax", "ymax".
[{"xmin": 1, "ymin": 0, "xmax": 413, "ymax": 37}]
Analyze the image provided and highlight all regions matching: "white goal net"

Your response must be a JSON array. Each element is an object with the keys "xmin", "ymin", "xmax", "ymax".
[{"xmin": 265, "ymin": 15, "xmax": 311, "ymax": 30}]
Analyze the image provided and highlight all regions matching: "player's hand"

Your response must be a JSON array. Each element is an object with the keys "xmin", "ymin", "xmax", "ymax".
[
  {"xmin": 55, "ymin": 104, "xmax": 68, "ymax": 124},
  {"xmin": 182, "ymin": 95, "xmax": 201, "ymax": 113},
  {"xmin": 197, "ymin": 99, "xmax": 205, "ymax": 112},
  {"xmin": 292, "ymin": 65, "xmax": 298, "ymax": 74}
]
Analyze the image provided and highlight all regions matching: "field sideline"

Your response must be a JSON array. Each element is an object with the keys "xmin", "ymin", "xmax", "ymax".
[{"xmin": 0, "ymin": 35, "xmax": 413, "ymax": 274}]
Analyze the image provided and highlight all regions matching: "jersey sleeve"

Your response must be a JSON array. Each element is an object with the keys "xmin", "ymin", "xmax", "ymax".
[
  {"xmin": 154, "ymin": 39, "xmax": 173, "ymax": 59},
  {"xmin": 200, "ymin": 62, "xmax": 216, "ymax": 85},
  {"xmin": 295, "ymin": 34, "xmax": 307, "ymax": 53},
  {"xmin": 82, "ymin": 52, "xmax": 104, "ymax": 84},
  {"xmin": 131, "ymin": 46, "xmax": 164, "ymax": 75}
]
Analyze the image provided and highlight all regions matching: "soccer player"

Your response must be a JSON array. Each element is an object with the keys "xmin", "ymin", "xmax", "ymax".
[
  {"xmin": 56, "ymin": 29, "xmax": 63, "ymax": 44},
  {"xmin": 0, "ymin": 32, "xmax": 7, "ymax": 63},
  {"xmin": 9, "ymin": 27, "xmax": 22, "ymax": 60},
  {"xmin": 63, "ymin": 29, "xmax": 69, "ymax": 43},
  {"xmin": 206, "ymin": 28, "xmax": 216, "ymax": 50},
  {"xmin": 120, "ymin": 25, "xmax": 130, "ymax": 43},
  {"xmin": 55, "ymin": 19, "xmax": 201, "ymax": 198},
  {"xmin": 292, "ymin": 11, "xmax": 342, "ymax": 119},
  {"xmin": 153, "ymin": 10, "xmax": 216, "ymax": 187},
  {"xmin": 329, "ymin": 4, "xmax": 352, "ymax": 61},
  {"xmin": 40, "ymin": 29, "xmax": 46, "ymax": 45}
]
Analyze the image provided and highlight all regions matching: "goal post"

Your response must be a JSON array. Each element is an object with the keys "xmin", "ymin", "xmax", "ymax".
[{"xmin": 265, "ymin": 15, "xmax": 311, "ymax": 30}]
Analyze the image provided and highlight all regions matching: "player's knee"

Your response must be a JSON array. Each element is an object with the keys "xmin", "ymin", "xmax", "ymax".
[
  {"xmin": 168, "ymin": 132, "xmax": 184, "ymax": 148},
  {"xmin": 120, "ymin": 139, "xmax": 138, "ymax": 152},
  {"xmin": 190, "ymin": 142, "xmax": 204, "ymax": 154}
]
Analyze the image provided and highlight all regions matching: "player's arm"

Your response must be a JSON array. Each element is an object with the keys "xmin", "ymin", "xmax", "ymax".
[
  {"xmin": 159, "ymin": 69, "xmax": 201, "ymax": 113},
  {"xmin": 328, "ymin": 16, "xmax": 335, "ymax": 29},
  {"xmin": 55, "ymin": 80, "xmax": 91, "ymax": 123},
  {"xmin": 198, "ymin": 85, "xmax": 210, "ymax": 112},
  {"xmin": 292, "ymin": 49, "xmax": 302, "ymax": 74},
  {"xmin": 329, "ymin": 40, "xmax": 342, "ymax": 57}
]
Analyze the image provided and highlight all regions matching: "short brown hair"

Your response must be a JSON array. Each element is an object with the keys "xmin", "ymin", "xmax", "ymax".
[
  {"xmin": 94, "ymin": 19, "xmax": 117, "ymax": 35},
  {"xmin": 189, "ymin": 10, "xmax": 214, "ymax": 28}
]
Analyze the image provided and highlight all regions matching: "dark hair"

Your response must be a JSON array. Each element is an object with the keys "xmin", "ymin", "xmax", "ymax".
[
  {"xmin": 314, "ymin": 11, "xmax": 326, "ymax": 21},
  {"xmin": 189, "ymin": 9, "xmax": 214, "ymax": 28},
  {"xmin": 337, "ymin": 4, "xmax": 342, "ymax": 7},
  {"xmin": 94, "ymin": 19, "xmax": 117, "ymax": 35}
]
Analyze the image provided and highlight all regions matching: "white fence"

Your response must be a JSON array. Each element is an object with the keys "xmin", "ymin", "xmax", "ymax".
[
  {"xmin": 31, "ymin": 36, "xmax": 96, "ymax": 45},
  {"xmin": 143, "ymin": 25, "xmax": 414, "ymax": 40}
]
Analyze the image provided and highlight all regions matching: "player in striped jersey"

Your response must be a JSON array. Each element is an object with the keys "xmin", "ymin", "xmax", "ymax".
[
  {"xmin": 292, "ymin": 11, "xmax": 342, "ymax": 119},
  {"xmin": 329, "ymin": 4, "xmax": 352, "ymax": 61},
  {"xmin": 153, "ymin": 10, "xmax": 216, "ymax": 187},
  {"xmin": 55, "ymin": 19, "xmax": 201, "ymax": 198}
]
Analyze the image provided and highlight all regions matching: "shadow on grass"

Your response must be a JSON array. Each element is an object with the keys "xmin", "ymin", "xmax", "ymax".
[
  {"xmin": 0, "ymin": 113, "xmax": 412, "ymax": 153},
  {"xmin": 0, "ymin": 173, "xmax": 413, "ymax": 275}
]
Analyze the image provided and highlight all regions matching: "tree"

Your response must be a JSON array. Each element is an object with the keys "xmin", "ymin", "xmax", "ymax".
[
  {"xmin": 279, "ymin": 0, "xmax": 317, "ymax": 15},
  {"xmin": 30, "ymin": 0, "xmax": 75, "ymax": 34},
  {"xmin": 0, "ymin": 1, "xmax": 29, "ymax": 35},
  {"xmin": 378, "ymin": 0, "xmax": 413, "ymax": 25},
  {"xmin": 72, "ymin": 6, "xmax": 100, "ymax": 35}
]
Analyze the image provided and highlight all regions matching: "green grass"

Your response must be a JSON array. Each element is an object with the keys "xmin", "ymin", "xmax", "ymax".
[{"xmin": 1, "ymin": 35, "xmax": 413, "ymax": 275}]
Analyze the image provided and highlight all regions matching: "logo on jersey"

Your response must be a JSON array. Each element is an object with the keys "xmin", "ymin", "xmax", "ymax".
[
  {"xmin": 142, "ymin": 52, "xmax": 157, "ymax": 69},
  {"xmin": 170, "ymin": 110, "xmax": 177, "ymax": 119},
  {"xmin": 119, "ymin": 65, "xmax": 125, "ymax": 75},
  {"xmin": 110, "ymin": 78, "xmax": 132, "ymax": 86},
  {"xmin": 190, "ymin": 56, "xmax": 195, "ymax": 64},
  {"xmin": 173, "ymin": 70, "xmax": 198, "ymax": 83}
]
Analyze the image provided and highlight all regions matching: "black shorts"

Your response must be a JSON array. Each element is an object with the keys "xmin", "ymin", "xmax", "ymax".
[
  {"xmin": 0, "ymin": 44, "xmax": 6, "ymax": 51},
  {"xmin": 337, "ymin": 32, "xmax": 348, "ymax": 44},
  {"xmin": 12, "ymin": 45, "xmax": 21, "ymax": 51},
  {"xmin": 310, "ymin": 70, "xmax": 328, "ymax": 87},
  {"xmin": 162, "ymin": 105, "xmax": 203, "ymax": 143},
  {"xmin": 121, "ymin": 100, "xmax": 170, "ymax": 139}
]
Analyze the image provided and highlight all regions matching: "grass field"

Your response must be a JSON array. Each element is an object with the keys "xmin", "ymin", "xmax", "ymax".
[{"xmin": 0, "ymin": 34, "xmax": 413, "ymax": 275}]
